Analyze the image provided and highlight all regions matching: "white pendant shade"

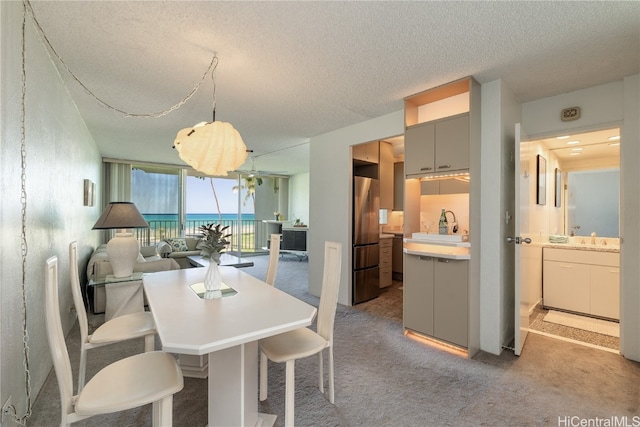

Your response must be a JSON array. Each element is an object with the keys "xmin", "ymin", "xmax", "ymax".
[{"xmin": 174, "ymin": 121, "xmax": 248, "ymax": 176}]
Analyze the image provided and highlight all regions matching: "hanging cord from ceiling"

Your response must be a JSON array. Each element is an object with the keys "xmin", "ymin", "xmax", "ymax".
[
  {"xmin": 22, "ymin": 0, "xmax": 217, "ymax": 119},
  {"xmin": 5, "ymin": 4, "xmax": 34, "ymax": 427}
]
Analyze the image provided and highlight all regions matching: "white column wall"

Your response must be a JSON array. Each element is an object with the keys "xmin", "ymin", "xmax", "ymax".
[
  {"xmin": 620, "ymin": 74, "xmax": 640, "ymax": 361},
  {"xmin": 479, "ymin": 79, "xmax": 521, "ymax": 355},
  {"xmin": 308, "ymin": 111, "xmax": 404, "ymax": 305}
]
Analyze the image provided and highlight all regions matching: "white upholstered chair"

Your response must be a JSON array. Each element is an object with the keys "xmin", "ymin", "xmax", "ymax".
[
  {"xmin": 265, "ymin": 233, "xmax": 281, "ymax": 286},
  {"xmin": 69, "ymin": 241, "xmax": 156, "ymax": 392},
  {"xmin": 259, "ymin": 241, "xmax": 342, "ymax": 427},
  {"xmin": 45, "ymin": 256, "xmax": 183, "ymax": 426}
]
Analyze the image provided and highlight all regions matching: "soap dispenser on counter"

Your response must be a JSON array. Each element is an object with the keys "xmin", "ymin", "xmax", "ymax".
[{"xmin": 438, "ymin": 209, "xmax": 448, "ymax": 235}]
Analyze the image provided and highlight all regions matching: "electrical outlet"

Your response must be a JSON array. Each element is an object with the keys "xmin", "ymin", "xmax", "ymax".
[{"xmin": 2, "ymin": 395, "xmax": 13, "ymax": 423}]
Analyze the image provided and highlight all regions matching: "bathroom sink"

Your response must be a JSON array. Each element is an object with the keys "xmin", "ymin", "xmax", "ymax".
[{"xmin": 411, "ymin": 233, "xmax": 468, "ymax": 243}]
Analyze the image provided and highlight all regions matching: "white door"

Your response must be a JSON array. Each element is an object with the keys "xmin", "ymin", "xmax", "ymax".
[{"xmin": 512, "ymin": 123, "xmax": 534, "ymax": 356}]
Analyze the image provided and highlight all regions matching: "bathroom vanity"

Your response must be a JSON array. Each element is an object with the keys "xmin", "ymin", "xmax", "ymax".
[{"xmin": 543, "ymin": 244, "xmax": 620, "ymax": 320}]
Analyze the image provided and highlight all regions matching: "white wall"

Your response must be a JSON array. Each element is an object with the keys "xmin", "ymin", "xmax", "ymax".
[
  {"xmin": 1, "ymin": 2, "xmax": 102, "ymax": 421},
  {"xmin": 309, "ymin": 111, "xmax": 404, "ymax": 304},
  {"xmin": 479, "ymin": 79, "xmax": 521, "ymax": 355},
  {"xmin": 522, "ymin": 77, "xmax": 640, "ymax": 362},
  {"xmin": 620, "ymin": 74, "xmax": 640, "ymax": 361},
  {"xmin": 289, "ymin": 172, "xmax": 309, "ymax": 225}
]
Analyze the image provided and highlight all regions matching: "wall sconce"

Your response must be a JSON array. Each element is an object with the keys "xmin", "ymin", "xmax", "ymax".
[{"xmin": 83, "ymin": 179, "xmax": 95, "ymax": 206}]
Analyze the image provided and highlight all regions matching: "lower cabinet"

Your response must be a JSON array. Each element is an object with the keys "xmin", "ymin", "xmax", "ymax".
[
  {"xmin": 379, "ymin": 237, "xmax": 393, "ymax": 288},
  {"xmin": 433, "ymin": 259, "xmax": 468, "ymax": 348},
  {"xmin": 543, "ymin": 248, "xmax": 619, "ymax": 320},
  {"xmin": 404, "ymin": 254, "xmax": 435, "ymax": 336},
  {"xmin": 543, "ymin": 260, "xmax": 591, "ymax": 314},
  {"xmin": 590, "ymin": 265, "xmax": 620, "ymax": 319},
  {"xmin": 404, "ymin": 254, "xmax": 468, "ymax": 347}
]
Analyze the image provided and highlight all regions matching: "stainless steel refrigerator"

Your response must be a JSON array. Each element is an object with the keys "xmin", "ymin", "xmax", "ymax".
[{"xmin": 353, "ymin": 176, "xmax": 380, "ymax": 304}]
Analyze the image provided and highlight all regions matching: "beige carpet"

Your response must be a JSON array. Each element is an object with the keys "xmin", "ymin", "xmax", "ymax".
[{"xmin": 544, "ymin": 310, "xmax": 620, "ymax": 337}]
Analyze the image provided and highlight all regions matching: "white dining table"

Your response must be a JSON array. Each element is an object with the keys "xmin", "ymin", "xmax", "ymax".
[{"xmin": 143, "ymin": 266, "xmax": 317, "ymax": 427}]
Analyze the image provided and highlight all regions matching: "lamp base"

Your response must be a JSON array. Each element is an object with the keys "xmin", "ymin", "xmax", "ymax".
[{"xmin": 106, "ymin": 232, "xmax": 140, "ymax": 278}]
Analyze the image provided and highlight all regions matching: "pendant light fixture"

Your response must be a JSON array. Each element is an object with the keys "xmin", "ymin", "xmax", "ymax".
[{"xmin": 174, "ymin": 54, "xmax": 248, "ymax": 176}]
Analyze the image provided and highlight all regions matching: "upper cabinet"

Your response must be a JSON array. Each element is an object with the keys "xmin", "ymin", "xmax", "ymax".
[
  {"xmin": 393, "ymin": 162, "xmax": 404, "ymax": 211},
  {"xmin": 405, "ymin": 113, "xmax": 469, "ymax": 176},
  {"xmin": 404, "ymin": 77, "xmax": 476, "ymax": 178},
  {"xmin": 379, "ymin": 141, "xmax": 394, "ymax": 210},
  {"xmin": 352, "ymin": 141, "xmax": 379, "ymax": 163}
]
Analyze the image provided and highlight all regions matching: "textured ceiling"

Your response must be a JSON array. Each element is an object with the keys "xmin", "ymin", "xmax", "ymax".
[{"xmin": 27, "ymin": 1, "xmax": 640, "ymax": 176}]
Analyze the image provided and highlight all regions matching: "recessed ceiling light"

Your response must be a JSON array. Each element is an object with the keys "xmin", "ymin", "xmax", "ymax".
[
  {"xmin": 557, "ymin": 135, "xmax": 570, "ymax": 139},
  {"xmin": 570, "ymin": 153, "xmax": 581, "ymax": 156},
  {"xmin": 608, "ymin": 136, "xmax": 620, "ymax": 141},
  {"xmin": 567, "ymin": 140, "xmax": 580, "ymax": 145},
  {"xmin": 609, "ymin": 142, "xmax": 620, "ymax": 147},
  {"xmin": 572, "ymin": 147, "xmax": 583, "ymax": 151}
]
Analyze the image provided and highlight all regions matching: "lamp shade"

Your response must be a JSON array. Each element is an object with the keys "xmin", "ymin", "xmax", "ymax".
[
  {"xmin": 92, "ymin": 202, "xmax": 149, "ymax": 230},
  {"xmin": 174, "ymin": 121, "xmax": 248, "ymax": 176},
  {"xmin": 93, "ymin": 202, "xmax": 148, "ymax": 278}
]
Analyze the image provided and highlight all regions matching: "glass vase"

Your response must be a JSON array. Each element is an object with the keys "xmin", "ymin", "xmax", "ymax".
[{"xmin": 203, "ymin": 262, "xmax": 222, "ymax": 299}]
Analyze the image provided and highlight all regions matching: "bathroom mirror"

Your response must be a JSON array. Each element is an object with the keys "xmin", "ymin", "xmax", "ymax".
[
  {"xmin": 567, "ymin": 168, "xmax": 619, "ymax": 237},
  {"xmin": 533, "ymin": 127, "xmax": 620, "ymax": 238}
]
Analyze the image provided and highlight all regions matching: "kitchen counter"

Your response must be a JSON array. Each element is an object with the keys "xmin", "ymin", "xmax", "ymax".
[
  {"xmin": 380, "ymin": 233, "xmax": 395, "ymax": 239},
  {"xmin": 403, "ymin": 238, "xmax": 470, "ymax": 260}
]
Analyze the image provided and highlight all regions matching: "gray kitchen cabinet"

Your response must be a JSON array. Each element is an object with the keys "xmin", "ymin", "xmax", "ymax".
[
  {"xmin": 420, "ymin": 180, "xmax": 439, "ymax": 195},
  {"xmin": 404, "ymin": 122, "xmax": 435, "ymax": 176},
  {"xmin": 404, "ymin": 253, "xmax": 468, "ymax": 348},
  {"xmin": 379, "ymin": 236, "xmax": 393, "ymax": 288},
  {"xmin": 434, "ymin": 113, "xmax": 469, "ymax": 173},
  {"xmin": 403, "ymin": 254, "xmax": 434, "ymax": 336},
  {"xmin": 393, "ymin": 162, "xmax": 404, "ymax": 211},
  {"xmin": 433, "ymin": 259, "xmax": 468, "ymax": 347},
  {"xmin": 405, "ymin": 113, "xmax": 470, "ymax": 177},
  {"xmin": 352, "ymin": 141, "xmax": 379, "ymax": 163},
  {"xmin": 392, "ymin": 235, "xmax": 403, "ymax": 276},
  {"xmin": 420, "ymin": 178, "xmax": 469, "ymax": 195},
  {"xmin": 380, "ymin": 141, "xmax": 394, "ymax": 210}
]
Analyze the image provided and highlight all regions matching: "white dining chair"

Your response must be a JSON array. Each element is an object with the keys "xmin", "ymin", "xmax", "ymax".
[
  {"xmin": 265, "ymin": 233, "xmax": 281, "ymax": 286},
  {"xmin": 259, "ymin": 240, "xmax": 342, "ymax": 427},
  {"xmin": 69, "ymin": 241, "xmax": 156, "ymax": 393},
  {"xmin": 45, "ymin": 256, "xmax": 183, "ymax": 426}
]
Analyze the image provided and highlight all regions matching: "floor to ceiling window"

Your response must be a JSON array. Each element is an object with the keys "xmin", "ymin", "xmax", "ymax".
[{"xmin": 130, "ymin": 163, "xmax": 276, "ymax": 254}]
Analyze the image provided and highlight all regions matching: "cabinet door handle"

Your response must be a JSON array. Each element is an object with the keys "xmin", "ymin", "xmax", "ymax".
[
  {"xmin": 420, "ymin": 167, "xmax": 433, "ymax": 171},
  {"xmin": 437, "ymin": 258, "xmax": 449, "ymax": 263},
  {"xmin": 438, "ymin": 164, "xmax": 451, "ymax": 169},
  {"xmin": 559, "ymin": 265, "xmax": 572, "ymax": 269},
  {"xmin": 418, "ymin": 256, "xmax": 433, "ymax": 261}
]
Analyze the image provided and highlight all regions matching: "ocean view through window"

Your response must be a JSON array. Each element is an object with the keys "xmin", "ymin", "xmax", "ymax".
[{"xmin": 132, "ymin": 166, "xmax": 268, "ymax": 254}]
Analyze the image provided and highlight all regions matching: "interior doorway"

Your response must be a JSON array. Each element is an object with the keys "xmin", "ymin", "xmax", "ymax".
[{"xmin": 524, "ymin": 127, "xmax": 621, "ymax": 353}]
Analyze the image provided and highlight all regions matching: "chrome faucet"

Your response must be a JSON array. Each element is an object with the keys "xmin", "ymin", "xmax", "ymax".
[
  {"xmin": 444, "ymin": 210, "xmax": 458, "ymax": 233},
  {"xmin": 570, "ymin": 225, "xmax": 581, "ymax": 237}
]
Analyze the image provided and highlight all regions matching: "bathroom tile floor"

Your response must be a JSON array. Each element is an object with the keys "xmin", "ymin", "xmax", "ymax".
[{"xmin": 528, "ymin": 305, "xmax": 619, "ymax": 351}]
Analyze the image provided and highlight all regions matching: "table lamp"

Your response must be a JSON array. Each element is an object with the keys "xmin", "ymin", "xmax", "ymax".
[{"xmin": 92, "ymin": 202, "xmax": 149, "ymax": 278}]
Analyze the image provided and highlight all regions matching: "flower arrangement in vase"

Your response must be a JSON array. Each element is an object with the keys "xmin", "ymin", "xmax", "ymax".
[{"xmin": 196, "ymin": 223, "xmax": 232, "ymax": 298}]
